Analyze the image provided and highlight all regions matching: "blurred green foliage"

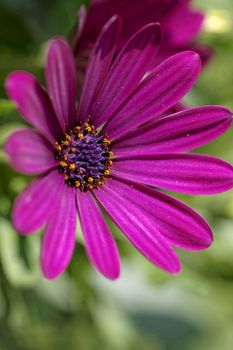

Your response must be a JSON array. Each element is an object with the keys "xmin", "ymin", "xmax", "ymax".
[{"xmin": 0, "ymin": 0, "xmax": 233, "ymax": 349}]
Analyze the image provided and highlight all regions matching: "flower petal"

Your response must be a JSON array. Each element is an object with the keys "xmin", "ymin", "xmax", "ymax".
[
  {"xmin": 46, "ymin": 37, "xmax": 77, "ymax": 130},
  {"xmin": 5, "ymin": 128, "xmax": 56, "ymax": 175},
  {"xmin": 91, "ymin": 23, "xmax": 161, "ymax": 127},
  {"xmin": 5, "ymin": 71, "xmax": 62, "ymax": 141},
  {"xmin": 104, "ymin": 51, "xmax": 201, "ymax": 139},
  {"xmin": 95, "ymin": 178, "xmax": 181, "ymax": 274},
  {"xmin": 12, "ymin": 170, "xmax": 64, "ymax": 234},
  {"xmin": 162, "ymin": 4, "xmax": 204, "ymax": 45},
  {"xmin": 41, "ymin": 186, "xmax": 77, "ymax": 279},
  {"xmin": 113, "ymin": 106, "xmax": 232, "ymax": 156},
  {"xmin": 78, "ymin": 16, "xmax": 121, "ymax": 122},
  {"xmin": 112, "ymin": 154, "xmax": 233, "ymax": 194},
  {"xmin": 77, "ymin": 191, "xmax": 120, "ymax": 279},
  {"xmin": 97, "ymin": 177, "xmax": 213, "ymax": 250},
  {"xmin": 74, "ymin": 5, "xmax": 87, "ymax": 43}
]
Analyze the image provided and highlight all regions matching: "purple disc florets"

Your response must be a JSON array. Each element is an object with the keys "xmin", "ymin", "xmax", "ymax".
[{"xmin": 54, "ymin": 122, "xmax": 113, "ymax": 191}]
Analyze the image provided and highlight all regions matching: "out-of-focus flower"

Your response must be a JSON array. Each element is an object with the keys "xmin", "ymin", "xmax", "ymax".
[
  {"xmin": 5, "ymin": 18, "xmax": 233, "ymax": 280},
  {"xmin": 73, "ymin": 0, "xmax": 213, "ymax": 71}
]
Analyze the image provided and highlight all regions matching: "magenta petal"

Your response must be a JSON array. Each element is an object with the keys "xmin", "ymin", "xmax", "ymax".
[
  {"xmin": 163, "ymin": 4, "xmax": 204, "ymax": 45},
  {"xmin": 104, "ymin": 51, "xmax": 201, "ymax": 139},
  {"xmin": 112, "ymin": 154, "xmax": 233, "ymax": 195},
  {"xmin": 77, "ymin": 191, "xmax": 120, "ymax": 279},
  {"xmin": 41, "ymin": 186, "xmax": 77, "ymax": 280},
  {"xmin": 5, "ymin": 128, "xmax": 56, "ymax": 175},
  {"xmin": 12, "ymin": 170, "xmax": 64, "ymax": 235},
  {"xmin": 95, "ymin": 179, "xmax": 181, "ymax": 274},
  {"xmin": 97, "ymin": 177, "xmax": 213, "ymax": 250},
  {"xmin": 91, "ymin": 23, "xmax": 161, "ymax": 127},
  {"xmin": 113, "ymin": 106, "xmax": 232, "ymax": 156},
  {"xmin": 5, "ymin": 71, "xmax": 62, "ymax": 141},
  {"xmin": 74, "ymin": 5, "xmax": 87, "ymax": 42},
  {"xmin": 78, "ymin": 16, "xmax": 121, "ymax": 122},
  {"xmin": 46, "ymin": 38, "xmax": 77, "ymax": 130}
]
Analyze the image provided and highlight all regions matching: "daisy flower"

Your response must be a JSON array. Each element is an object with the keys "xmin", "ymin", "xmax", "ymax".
[{"xmin": 5, "ymin": 17, "xmax": 233, "ymax": 280}]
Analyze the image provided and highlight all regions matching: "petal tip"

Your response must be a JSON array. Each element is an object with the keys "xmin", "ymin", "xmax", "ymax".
[
  {"xmin": 46, "ymin": 36, "xmax": 71, "ymax": 60},
  {"xmin": 188, "ymin": 51, "xmax": 202, "ymax": 69},
  {"xmin": 170, "ymin": 262, "xmax": 182, "ymax": 275},
  {"xmin": 41, "ymin": 257, "xmax": 67, "ymax": 280},
  {"xmin": 94, "ymin": 260, "xmax": 121, "ymax": 281},
  {"xmin": 12, "ymin": 219, "xmax": 31, "ymax": 236},
  {"xmin": 108, "ymin": 265, "xmax": 121, "ymax": 280},
  {"xmin": 42, "ymin": 267, "xmax": 61, "ymax": 280},
  {"xmin": 203, "ymin": 232, "xmax": 214, "ymax": 249},
  {"xmin": 177, "ymin": 50, "xmax": 201, "ymax": 68},
  {"xmin": 104, "ymin": 270, "xmax": 121, "ymax": 281},
  {"xmin": 47, "ymin": 35, "xmax": 69, "ymax": 47},
  {"xmin": 5, "ymin": 70, "xmax": 31, "ymax": 98},
  {"xmin": 102, "ymin": 14, "xmax": 122, "ymax": 39},
  {"xmin": 140, "ymin": 22, "xmax": 162, "ymax": 45}
]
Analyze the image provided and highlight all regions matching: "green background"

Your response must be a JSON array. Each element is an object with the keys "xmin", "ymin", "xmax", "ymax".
[{"xmin": 0, "ymin": 0, "xmax": 233, "ymax": 349}]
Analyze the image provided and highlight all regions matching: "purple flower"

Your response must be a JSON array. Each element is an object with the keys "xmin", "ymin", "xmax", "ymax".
[
  {"xmin": 5, "ymin": 17, "xmax": 233, "ymax": 280},
  {"xmin": 73, "ymin": 0, "xmax": 212, "ymax": 72}
]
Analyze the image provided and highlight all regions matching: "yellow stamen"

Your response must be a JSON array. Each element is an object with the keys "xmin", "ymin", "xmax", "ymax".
[
  {"xmin": 75, "ymin": 181, "xmax": 81, "ymax": 188},
  {"xmin": 69, "ymin": 163, "xmax": 76, "ymax": 170},
  {"xmin": 84, "ymin": 122, "xmax": 92, "ymax": 133},
  {"xmin": 65, "ymin": 134, "xmax": 71, "ymax": 141},
  {"xmin": 59, "ymin": 161, "xmax": 67, "ymax": 167},
  {"xmin": 88, "ymin": 177, "xmax": 94, "ymax": 183},
  {"xmin": 98, "ymin": 179, "xmax": 105, "ymax": 186},
  {"xmin": 56, "ymin": 145, "xmax": 62, "ymax": 152},
  {"xmin": 103, "ymin": 138, "xmax": 110, "ymax": 145}
]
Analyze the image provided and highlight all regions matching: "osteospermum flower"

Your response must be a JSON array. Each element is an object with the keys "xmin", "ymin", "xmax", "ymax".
[
  {"xmin": 73, "ymin": 0, "xmax": 212, "ymax": 71},
  {"xmin": 5, "ymin": 17, "xmax": 233, "ymax": 280}
]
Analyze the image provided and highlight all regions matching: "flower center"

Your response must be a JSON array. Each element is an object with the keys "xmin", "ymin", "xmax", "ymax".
[{"xmin": 54, "ymin": 122, "xmax": 113, "ymax": 192}]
